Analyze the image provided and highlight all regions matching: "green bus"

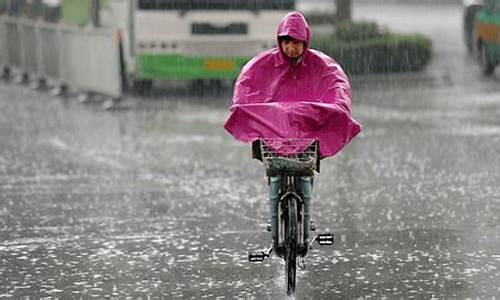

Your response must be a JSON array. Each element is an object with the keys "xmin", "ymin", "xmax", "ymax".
[
  {"xmin": 474, "ymin": 0, "xmax": 500, "ymax": 74},
  {"xmin": 60, "ymin": 0, "xmax": 296, "ymax": 90}
]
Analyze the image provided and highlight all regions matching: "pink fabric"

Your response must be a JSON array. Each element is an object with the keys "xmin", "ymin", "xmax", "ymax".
[
  {"xmin": 224, "ymin": 11, "xmax": 362, "ymax": 157},
  {"xmin": 260, "ymin": 138, "xmax": 317, "ymax": 156}
]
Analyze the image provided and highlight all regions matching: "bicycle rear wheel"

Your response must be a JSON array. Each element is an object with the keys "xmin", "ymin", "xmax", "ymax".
[{"xmin": 285, "ymin": 196, "xmax": 298, "ymax": 295}]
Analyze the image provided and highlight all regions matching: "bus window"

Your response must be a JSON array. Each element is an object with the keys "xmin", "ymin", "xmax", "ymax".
[
  {"xmin": 137, "ymin": 0, "xmax": 295, "ymax": 11},
  {"xmin": 192, "ymin": 23, "xmax": 248, "ymax": 35}
]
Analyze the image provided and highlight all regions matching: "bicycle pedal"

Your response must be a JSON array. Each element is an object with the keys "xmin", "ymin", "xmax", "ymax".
[
  {"xmin": 248, "ymin": 252, "xmax": 267, "ymax": 262},
  {"xmin": 316, "ymin": 233, "xmax": 334, "ymax": 246}
]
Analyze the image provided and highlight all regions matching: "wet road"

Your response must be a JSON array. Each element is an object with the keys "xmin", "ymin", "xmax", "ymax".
[{"xmin": 2, "ymin": 2, "xmax": 500, "ymax": 299}]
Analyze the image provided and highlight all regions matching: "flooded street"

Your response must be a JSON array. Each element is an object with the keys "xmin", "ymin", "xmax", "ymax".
[{"xmin": 2, "ymin": 1, "xmax": 500, "ymax": 298}]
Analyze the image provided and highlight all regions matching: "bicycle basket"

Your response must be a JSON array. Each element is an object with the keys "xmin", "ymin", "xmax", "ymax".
[{"xmin": 260, "ymin": 138, "xmax": 318, "ymax": 176}]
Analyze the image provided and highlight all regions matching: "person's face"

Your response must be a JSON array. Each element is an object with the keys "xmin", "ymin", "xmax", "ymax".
[{"xmin": 280, "ymin": 39, "xmax": 305, "ymax": 59}]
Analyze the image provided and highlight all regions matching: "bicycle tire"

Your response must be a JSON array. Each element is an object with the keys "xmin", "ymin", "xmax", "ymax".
[{"xmin": 285, "ymin": 196, "xmax": 298, "ymax": 295}]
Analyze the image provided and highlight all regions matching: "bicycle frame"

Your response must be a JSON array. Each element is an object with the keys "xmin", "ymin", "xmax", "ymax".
[{"xmin": 247, "ymin": 139, "xmax": 333, "ymax": 295}]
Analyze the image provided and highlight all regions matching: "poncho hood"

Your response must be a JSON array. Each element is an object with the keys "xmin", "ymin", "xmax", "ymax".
[
  {"xmin": 224, "ymin": 11, "xmax": 361, "ymax": 158},
  {"xmin": 276, "ymin": 11, "xmax": 311, "ymax": 60}
]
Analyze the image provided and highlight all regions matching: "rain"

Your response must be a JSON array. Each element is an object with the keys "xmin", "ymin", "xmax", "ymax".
[{"xmin": 1, "ymin": 0, "xmax": 500, "ymax": 298}]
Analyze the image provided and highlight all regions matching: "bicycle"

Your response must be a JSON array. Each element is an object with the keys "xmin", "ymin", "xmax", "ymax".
[{"xmin": 248, "ymin": 138, "xmax": 334, "ymax": 295}]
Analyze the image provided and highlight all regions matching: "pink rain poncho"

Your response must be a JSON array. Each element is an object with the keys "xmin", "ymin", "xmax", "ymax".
[{"xmin": 224, "ymin": 12, "xmax": 362, "ymax": 158}]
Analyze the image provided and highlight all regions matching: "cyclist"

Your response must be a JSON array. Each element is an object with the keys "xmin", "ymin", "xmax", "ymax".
[{"xmin": 224, "ymin": 11, "xmax": 361, "ymax": 248}]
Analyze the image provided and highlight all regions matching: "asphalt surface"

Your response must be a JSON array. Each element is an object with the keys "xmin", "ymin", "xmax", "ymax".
[{"xmin": 2, "ymin": 2, "xmax": 500, "ymax": 299}]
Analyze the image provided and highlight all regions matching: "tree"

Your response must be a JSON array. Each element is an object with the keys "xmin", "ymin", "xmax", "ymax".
[{"xmin": 336, "ymin": 0, "xmax": 352, "ymax": 24}]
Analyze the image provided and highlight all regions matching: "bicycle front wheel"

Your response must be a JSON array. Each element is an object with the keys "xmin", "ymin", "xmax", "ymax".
[{"xmin": 285, "ymin": 196, "xmax": 298, "ymax": 295}]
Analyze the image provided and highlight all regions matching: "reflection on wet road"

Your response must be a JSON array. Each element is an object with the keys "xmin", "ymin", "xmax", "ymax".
[{"xmin": 2, "ymin": 2, "xmax": 500, "ymax": 299}]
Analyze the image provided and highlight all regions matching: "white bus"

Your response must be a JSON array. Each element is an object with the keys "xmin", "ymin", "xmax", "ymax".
[{"xmin": 62, "ymin": 0, "xmax": 296, "ymax": 89}]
